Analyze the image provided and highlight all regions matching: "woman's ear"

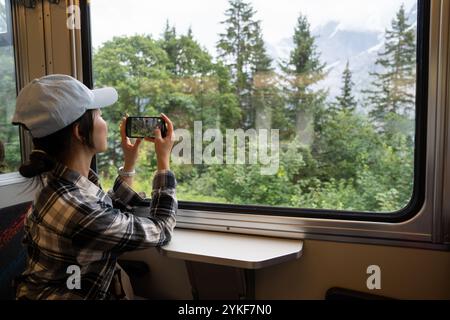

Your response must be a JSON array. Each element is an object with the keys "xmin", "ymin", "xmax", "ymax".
[{"xmin": 72, "ymin": 123, "xmax": 84, "ymax": 145}]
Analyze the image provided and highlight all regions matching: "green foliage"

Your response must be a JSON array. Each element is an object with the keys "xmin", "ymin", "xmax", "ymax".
[
  {"xmin": 313, "ymin": 110, "xmax": 381, "ymax": 181},
  {"xmin": 92, "ymin": 3, "xmax": 416, "ymax": 214},
  {"xmin": 280, "ymin": 13, "xmax": 327, "ymax": 144},
  {"xmin": 93, "ymin": 32, "xmax": 241, "ymax": 174},
  {"xmin": 217, "ymin": 0, "xmax": 275, "ymax": 129},
  {"xmin": 0, "ymin": 45, "xmax": 21, "ymax": 173},
  {"xmin": 160, "ymin": 22, "xmax": 215, "ymax": 77},
  {"xmin": 333, "ymin": 61, "xmax": 357, "ymax": 113}
]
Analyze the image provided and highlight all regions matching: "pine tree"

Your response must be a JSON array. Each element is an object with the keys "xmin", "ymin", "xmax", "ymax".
[
  {"xmin": 160, "ymin": 22, "xmax": 213, "ymax": 77},
  {"xmin": 365, "ymin": 4, "xmax": 416, "ymax": 126},
  {"xmin": 160, "ymin": 20, "xmax": 178, "ymax": 75},
  {"xmin": 280, "ymin": 13, "xmax": 326, "ymax": 145},
  {"xmin": 217, "ymin": 0, "xmax": 273, "ymax": 129},
  {"xmin": 250, "ymin": 22, "xmax": 278, "ymax": 130},
  {"xmin": 335, "ymin": 61, "xmax": 357, "ymax": 113}
]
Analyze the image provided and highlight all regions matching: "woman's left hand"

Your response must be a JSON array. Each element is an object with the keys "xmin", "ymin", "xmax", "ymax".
[{"xmin": 120, "ymin": 116, "xmax": 142, "ymax": 171}]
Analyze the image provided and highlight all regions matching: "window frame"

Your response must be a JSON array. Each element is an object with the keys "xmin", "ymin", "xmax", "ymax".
[
  {"xmin": 183, "ymin": 0, "xmax": 429, "ymax": 223},
  {"xmin": 84, "ymin": 0, "xmax": 450, "ymax": 249}
]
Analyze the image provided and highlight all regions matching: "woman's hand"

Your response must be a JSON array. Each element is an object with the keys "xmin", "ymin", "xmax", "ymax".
[
  {"xmin": 145, "ymin": 113, "xmax": 175, "ymax": 171},
  {"xmin": 120, "ymin": 116, "xmax": 142, "ymax": 172}
]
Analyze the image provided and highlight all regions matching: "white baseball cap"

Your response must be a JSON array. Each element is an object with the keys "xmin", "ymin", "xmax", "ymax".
[{"xmin": 12, "ymin": 74, "xmax": 118, "ymax": 138}]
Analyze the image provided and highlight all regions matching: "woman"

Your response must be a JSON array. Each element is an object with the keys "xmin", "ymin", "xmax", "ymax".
[{"xmin": 11, "ymin": 74, "xmax": 177, "ymax": 299}]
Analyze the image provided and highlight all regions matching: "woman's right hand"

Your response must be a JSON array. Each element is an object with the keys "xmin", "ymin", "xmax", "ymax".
[{"xmin": 145, "ymin": 113, "xmax": 175, "ymax": 171}]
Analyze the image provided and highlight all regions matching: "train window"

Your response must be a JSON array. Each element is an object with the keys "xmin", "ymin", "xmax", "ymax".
[
  {"xmin": 0, "ymin": 0, "xmax": 6, "ymax": 34},
  {"xmin": 90, "ymin": 0, "xmax": 426, "ymax": 221},
  {"xmin": 0, "ymin": 0, "xmax": 20, "ymax": 175},
  {"xmin": 0, "ymin": 0, "xmax": 12, "ymax": 48}
]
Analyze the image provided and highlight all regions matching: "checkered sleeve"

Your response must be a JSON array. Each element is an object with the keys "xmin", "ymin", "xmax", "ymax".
[
  {"xmin": 107, "ymin": 176, "xmax": 147, "ymax": 210},
  {"xmin": 72, "ymin": 171, "xmax": 177, "ymax": 254}
]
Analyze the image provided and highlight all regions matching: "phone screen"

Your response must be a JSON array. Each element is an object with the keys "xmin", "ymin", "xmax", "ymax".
[{"xmin": 126, "ymin": 117, "xmax": 165, "ymax": 138}]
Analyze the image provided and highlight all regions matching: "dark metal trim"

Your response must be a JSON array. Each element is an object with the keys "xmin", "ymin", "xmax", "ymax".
[
  {"xmin": 79, "ymin": 0, "xmax": 97, "ymax": 172},
  {"xmin": 12, "ymin": 0, "xmax": 36, "ymax": 9}
]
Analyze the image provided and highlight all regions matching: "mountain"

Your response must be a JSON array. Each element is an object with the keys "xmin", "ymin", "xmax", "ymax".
[
  {"xmin": 266, "ymin": 2, "xmax": 418, "ymax": 104},
  {"xmin": 311, "ymin": 21, "xmax": 382, "ymax": 102}
]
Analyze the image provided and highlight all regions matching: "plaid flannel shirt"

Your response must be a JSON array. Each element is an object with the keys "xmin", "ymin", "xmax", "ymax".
[{"xmin": 16, "ymin": 162, "xmax": 177, "ymax": 300}]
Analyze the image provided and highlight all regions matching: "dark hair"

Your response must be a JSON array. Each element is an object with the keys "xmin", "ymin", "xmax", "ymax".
[{"xmin": 19, "ymin": 110, "xmax": 97, "ymax": 179}]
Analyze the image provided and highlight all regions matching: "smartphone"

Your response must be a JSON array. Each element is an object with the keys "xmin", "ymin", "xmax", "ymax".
[{"xmin": 125, "ymin": 116, "xmax": 167, "ymax": 138}]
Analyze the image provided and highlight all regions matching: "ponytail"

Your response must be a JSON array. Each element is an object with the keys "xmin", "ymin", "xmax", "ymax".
[{"xmin": 19, "ymin": 150, "xmax": 56, "ymax": 178}]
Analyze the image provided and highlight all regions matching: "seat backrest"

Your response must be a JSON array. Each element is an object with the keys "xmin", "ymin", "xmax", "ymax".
[{"xmin": 0, "ymin": 202, "xmax": 31, "ymax": 300}]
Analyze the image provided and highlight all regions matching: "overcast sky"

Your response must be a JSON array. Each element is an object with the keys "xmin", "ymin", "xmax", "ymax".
[
  {"xmin": 90, "ymin": 0, "xmax": 417, "ymax": 54},
  {"xmin": 0, "ymin": 0, "xmax": 7, "ymax": 33}
]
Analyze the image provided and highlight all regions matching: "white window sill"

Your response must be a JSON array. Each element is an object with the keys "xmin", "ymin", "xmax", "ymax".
[
  {"xmin": 158, "ymin": 228, "xmax": 303, "ymax": 269},
  {"xmin": 0, "ymin": 172, "xmax": 27, "ymax": 187}
]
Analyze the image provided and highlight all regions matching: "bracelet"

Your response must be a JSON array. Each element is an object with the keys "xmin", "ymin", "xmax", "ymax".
[{"xmin": 118, "ymin": 166, "xmax": 136, "ymax": 177}]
